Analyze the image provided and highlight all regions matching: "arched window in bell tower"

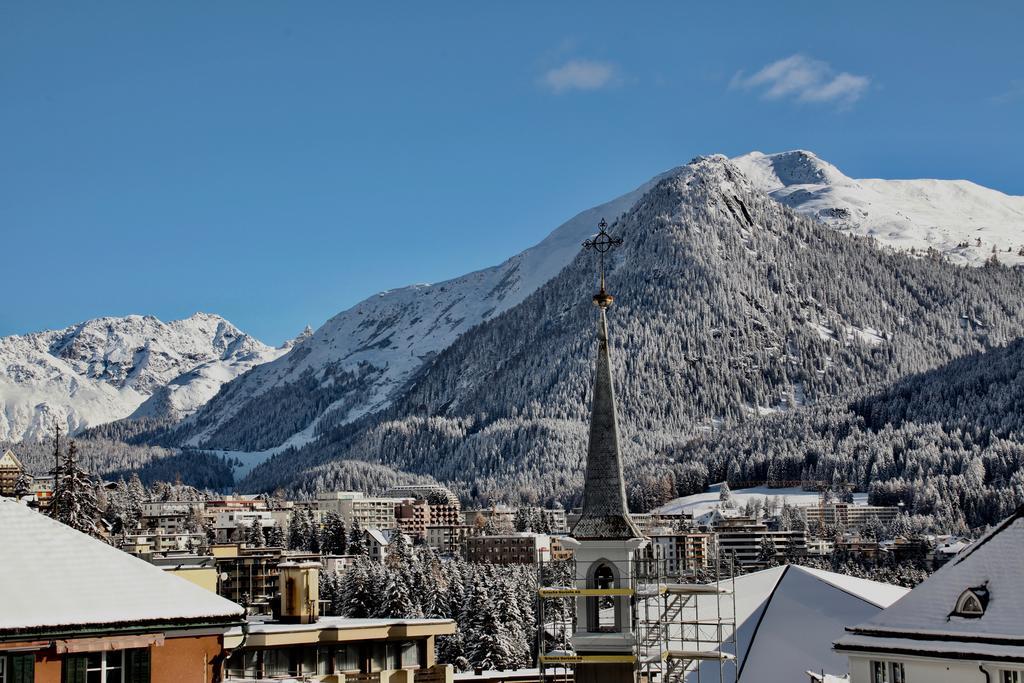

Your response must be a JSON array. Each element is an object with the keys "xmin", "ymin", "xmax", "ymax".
[{"xmin": 586, "ymin": 561, "xmax": 622, "ymax": 633}]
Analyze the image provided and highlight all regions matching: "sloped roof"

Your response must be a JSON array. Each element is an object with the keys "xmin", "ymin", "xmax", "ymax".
[
  {"xmin": 686, "ymin": 565, "xmax": 908, "ymax": 683},
  {"xmin": 0, "ymin": 498, "xmax": 244, "ymax": 637},
  {"xmin": 836, "ymin": 505, "xmax": 1024, "ymax": 653},
  {"xmin": 572, "ymin": 309, "xmax": 642, "ymax": 540},
  {"xmin": 0, "ymin": 448, "xmax": 23, "ymax": 470}
]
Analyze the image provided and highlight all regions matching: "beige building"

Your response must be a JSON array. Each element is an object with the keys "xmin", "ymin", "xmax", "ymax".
[
  {"xmin": 426, "ymin": 524, "xmax": 472, "ymax": 555},
  {"xmin": 0, "ymin": 449, "xmax": 24, "ymax": 497},
  {"xmin": 466, "ymin": 533, "xmax": 551, "ymax": 564},
  {"xmin": 318, "ymin": 491, "xmax": 404, "ymax": 530},
  {"xmin": 643, "ymin": 528, "xmax": 715, "ymax": 575}
]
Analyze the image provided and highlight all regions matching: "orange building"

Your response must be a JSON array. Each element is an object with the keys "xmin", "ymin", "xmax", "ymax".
[{"xmin": 0, "ymin": 499, "xmax": 245, "ymax": 683}]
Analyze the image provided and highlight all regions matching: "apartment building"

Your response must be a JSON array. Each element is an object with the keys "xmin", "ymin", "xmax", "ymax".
[
  {"xmin": 805, "ymin": 502, "xmax": 899, "ymax": 530},
  {"xmin": 466, "ymin": 532, "xmax": 551, "ymax": 564},
  {"xmin": 644, "ymin": 528, "xmax": 715, "ymax": 575},
  {"xmin": 425, "ymin": 524, "xmax": 472, "ymax": 555},
  {"xmin": 714, "ymin": 516, "xmax": 806, "ymax": 566},
  {"xmin": 214, "ymin": 510, "xmax": 276, "ymax": 543},
  {"xmin": 317, "ymin": 491, "xmax": 404, "ymax": 531}
]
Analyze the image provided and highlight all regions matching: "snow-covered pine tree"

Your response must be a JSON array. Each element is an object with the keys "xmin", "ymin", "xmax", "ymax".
[
  {"xmin": 719, "ymin": 481, "xmax": 735, "ymax": 509},
  {"xmin": 348, "ymin": 520, "xmax": 367, "ymax": 556},
  {"xmin": 321, "ymin": 511, "xmax": 347, "ymax": 555},
  {"xmin": 125, "ymin": 472, "xmax": 147, "ymax": 530},
  {"xmin": 265, "ymin": 523, "xmax": 286, "ymax": 548},
  {"xmin": 340, "ymin": 559, "xmax": 373, "ymax": 618},
  {"xmin": 13, "ymin": 471, "xmax": 32, "ymax": 500},
  {"xmin": 54, "ymin": 441, "xmax": 102, "ymax": 538},
  {"xmin": 757, "ymin": 535, "xmax": 778, "ymax": 565},
  {"xmin": 245, "ymin": 516, "xmax": 265, "ymax": 547},
  {"xmin": 287, "ymin": 510, "xmax": 305, "ymax": 550},
  {"xmin": 305, "ymin": 508, "xmax": 321, "ymax": 553}
]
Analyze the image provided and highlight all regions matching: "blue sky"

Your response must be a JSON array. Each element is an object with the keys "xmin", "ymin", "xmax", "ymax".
[{"xmin": 2, "ymin": 2, "xmax": 1022, "ymax": 345}]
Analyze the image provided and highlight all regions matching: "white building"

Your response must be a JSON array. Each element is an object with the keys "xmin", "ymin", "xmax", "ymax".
[
  {"xmin": 835, "ymin": 506, "xmax": 1024, "ymax": 683},
  {"xmin": 317, "ymin": 491, "xmax": 404, "ymax": 530},
  {"xmin": 688, "ymin": 565, "xmax": 909, "ymax": 683},
  {"xmin": 214, "ymin": 510, "xmax": 276, "ymax": 543}
]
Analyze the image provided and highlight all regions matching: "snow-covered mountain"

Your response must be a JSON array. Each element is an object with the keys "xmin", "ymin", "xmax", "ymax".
[
  {"xmin": 0, "ymin": 313, "xmax": 285, "ymax": 441},
  {"xmin": 173, "ymin": 167, "xmax": 686, "ymax": 452},
  {"xmin": 239, "ymin": 154, "xmax": 1024, "ymax": 513},
  {"xmin": 175, "ymin": 150, "xmax": 1024, "ymax": 455},
  {"xmin": 733, "ymin": 150, "xmax": 1024, "ymax": 266}
]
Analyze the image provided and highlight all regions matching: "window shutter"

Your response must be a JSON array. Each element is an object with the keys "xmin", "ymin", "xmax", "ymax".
[
  {"xmin": 12, "ymin": 654, "xmax": 35, "ymax": 683},
  {"xmin": 125, "ymin": 649, "xmax": 151, "ymax": 683},
  {"xmin": 62, "ymin": 655, "xmax": 87, "ymax": 683}
]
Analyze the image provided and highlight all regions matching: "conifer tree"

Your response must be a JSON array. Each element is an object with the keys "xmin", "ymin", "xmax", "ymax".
[
  {"xmin": 54, "ymin": 441, "xmax": 101, "ymax": 538},
  {"xmin": 245, "ymin": 516, "xmax": 266, "ymax": 547},
  {"xmin": 287, "ymin": 510, "xmax": 305, "ymax": 550},
  {"xmin": 348, "ymin": 520, "xmax": 367, "ymax": 556}
]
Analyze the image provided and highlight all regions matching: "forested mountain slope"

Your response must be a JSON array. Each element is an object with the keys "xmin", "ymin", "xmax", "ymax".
[
  {"xmin": 239, "ymin": 156, "xmax": 1024, "ymax": 509},
  {"xmin": 673, "ymin": 338, "xmax": 1024, "ymax": 529},
  {"xmin": 166, "ymin": 168, "xmax": 683, "ymax": 453}
]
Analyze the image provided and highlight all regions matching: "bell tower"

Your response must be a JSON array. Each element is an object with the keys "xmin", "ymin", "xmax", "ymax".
[{"xmin": 559, "ymin": 218, "xmax": 646, "ymax": 683}]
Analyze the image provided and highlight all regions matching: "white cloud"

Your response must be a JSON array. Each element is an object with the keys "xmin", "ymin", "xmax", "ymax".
[
  {"xmin": 541, "ymin": 59, "xmax": 618, "ymax": 94},
  {"xmin": 731, "ymin": 55, "xmax": 870, "ymax": 106},
  {"xmin": 992, "ymin": 79, "xmax": 1024, "ymax": 104}
]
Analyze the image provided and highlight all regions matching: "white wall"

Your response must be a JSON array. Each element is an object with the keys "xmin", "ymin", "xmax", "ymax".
[{"xmin": 848, "ymin": 652, "xmax": 1021, "ymax": 683}]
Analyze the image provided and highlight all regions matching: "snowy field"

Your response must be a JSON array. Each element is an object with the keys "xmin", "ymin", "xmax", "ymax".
[{"xmin": 652, "ymin": 483, "xmax": 868, "ymax": 517}]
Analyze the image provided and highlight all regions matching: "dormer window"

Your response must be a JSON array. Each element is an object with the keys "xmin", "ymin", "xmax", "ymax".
[{"xmin": 953, "ymin": 586, "xmax": 989, "ymax": 618}]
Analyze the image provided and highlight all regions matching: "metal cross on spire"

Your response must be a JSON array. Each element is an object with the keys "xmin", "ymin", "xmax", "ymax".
[{"xmin": 582, "ymin": 218, "xmax": 623, "ymax": 309}]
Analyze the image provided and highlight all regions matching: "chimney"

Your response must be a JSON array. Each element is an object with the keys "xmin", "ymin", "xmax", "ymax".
[{"xmin": 278, "ymin": 561, "xmax": 320, "ymax": 624}]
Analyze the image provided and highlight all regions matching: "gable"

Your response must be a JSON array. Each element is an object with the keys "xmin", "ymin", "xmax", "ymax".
[{"xmin": 851, "ymin": 507, "xmax": 1024, "ymax": 640}]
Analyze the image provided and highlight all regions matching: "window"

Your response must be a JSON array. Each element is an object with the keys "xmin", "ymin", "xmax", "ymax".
[
  {"xmin": 871, "ymin": 660, "xmax": 888, "ymax": 683},
  {"xmin": 891, "ymin": 661, "xmax": 905, "ymax": 683},
  {"xmin": 0, "ymin": 655, "xmax": 33, "ymax": 683},
  {"xmin": 333, "ymin": 646, "xmax": 360, "ymax": 674},
  {"xmin": 64, "ymin": 650, "xmax": 148, "ymax": 683},
  {"xmin": 1003, "ymin": 671, "xmax": 1023, "ymax": 683},
  {"xmin": 954, "ymin": 587, "xmax": 988, "ymax": 618}
]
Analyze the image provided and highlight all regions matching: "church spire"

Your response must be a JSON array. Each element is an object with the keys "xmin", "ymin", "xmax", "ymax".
[{"xmin": 572, "ymin": 219, "xmax": 642, "ymax": 540}]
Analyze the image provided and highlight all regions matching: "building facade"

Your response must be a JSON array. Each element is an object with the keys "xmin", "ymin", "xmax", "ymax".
[
  {"xmin": 835, "ymin": 506, "xmax": 1024, "ymax": 683},
  {"xmin": 0, "ymin": 498, "xmax": 244, "ymax": 683},
  {"xmin": 466, "ymin": 533, "xmax": 551, "ymax": 565}
]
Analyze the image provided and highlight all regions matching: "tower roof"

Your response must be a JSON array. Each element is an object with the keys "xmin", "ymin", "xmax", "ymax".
[{"xmin": 571, "ymin": 307, "xmax": 643, "ymax": 540}]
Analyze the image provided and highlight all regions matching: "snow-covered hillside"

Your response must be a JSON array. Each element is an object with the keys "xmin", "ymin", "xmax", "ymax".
[
  {"xmin": 733, "ymin": 150, "xmax": 1024, "ymax": 266},
  {"xmin": 176, "ymin": 167, "xmax": 686, "ymax": 451},
  {"xmin": 0, "ymin": 313, "xmax": 285, "ymax": 441},
  {"xmin": 179, "ymin": 150, "xmax": 1024, "ymax": 454}
]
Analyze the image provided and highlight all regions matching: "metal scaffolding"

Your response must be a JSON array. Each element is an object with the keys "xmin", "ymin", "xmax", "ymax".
[{"xmin": 536, "ymin": 547, "xmax": 738, "ymax": 683}]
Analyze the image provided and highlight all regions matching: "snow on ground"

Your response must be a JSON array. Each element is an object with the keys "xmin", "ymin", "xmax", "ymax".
[{"xmin": 651, "ymin": 483, "xmax": 868, "ymax": 517}]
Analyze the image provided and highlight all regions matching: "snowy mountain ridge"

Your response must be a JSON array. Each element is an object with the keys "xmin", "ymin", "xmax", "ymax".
[
  {"xmin": 0, "ymin": 312, "xmax": 286, "ymax": 441},
  {"xmin": 733, "ymin": 150, "xmax": 1024, "ymax": 266}
]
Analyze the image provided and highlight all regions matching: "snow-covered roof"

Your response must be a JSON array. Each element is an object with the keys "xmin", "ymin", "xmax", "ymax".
[
  {"xmin": 0, "ymin": 499, "xmax": 244, "ymax": 636},
  {"xmin": 686, "ymin": 565, "xmax": 908, "ymax": 683},
  {"xmin": 836, "ymin": 506, "xmax": 1024, "ymax": 657},
  {"xmin": 0, "ymin": 448, "xmax": 23, "ymax": 470}
]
